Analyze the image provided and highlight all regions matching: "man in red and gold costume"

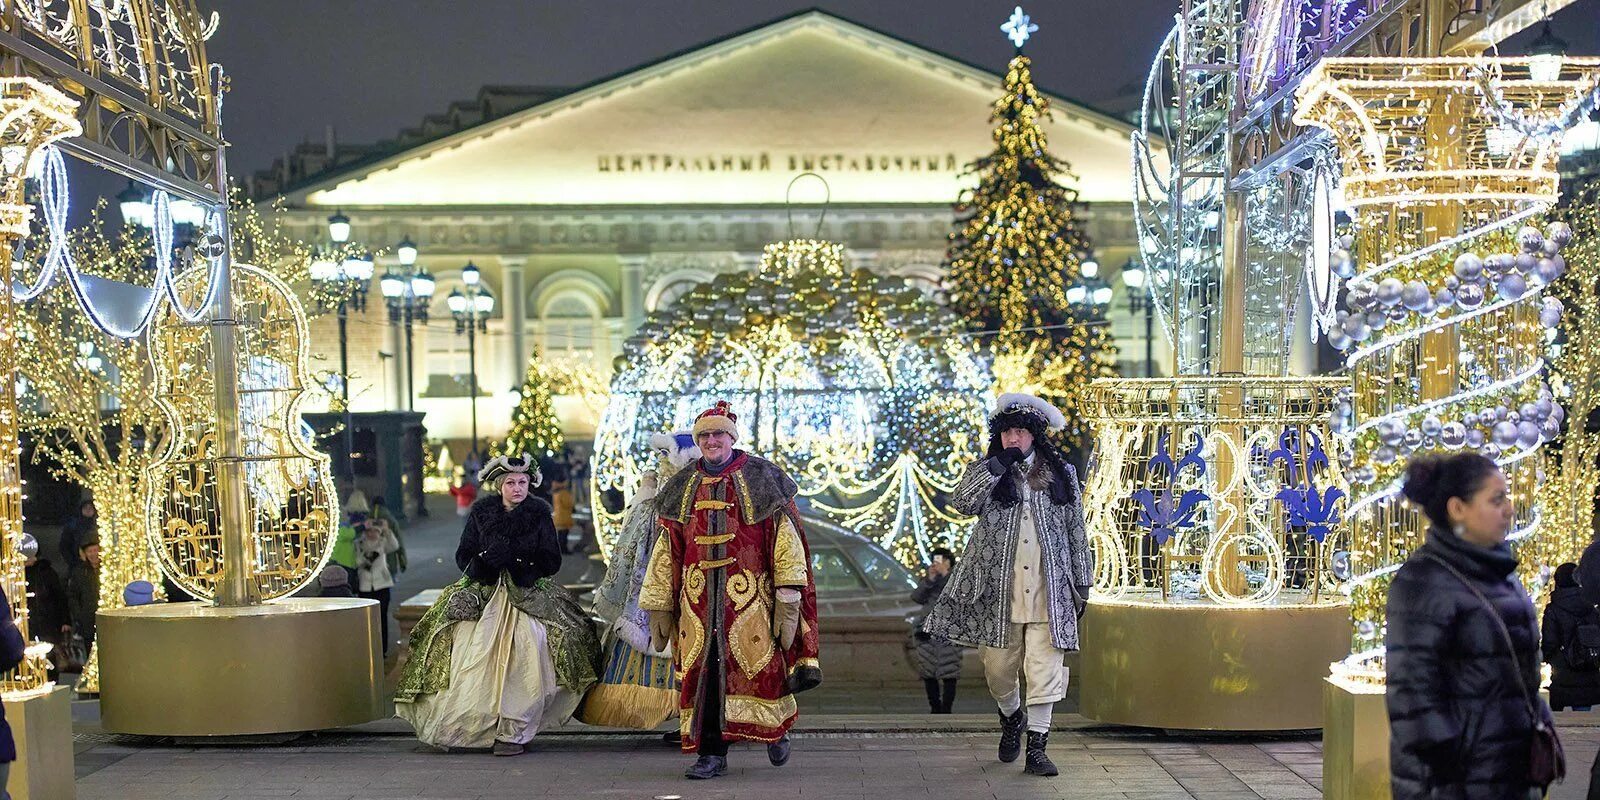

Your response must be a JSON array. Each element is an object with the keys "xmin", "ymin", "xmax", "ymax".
[{"xmin": 639, "ymin": 400, "xmax": 822, "ymax": 780}]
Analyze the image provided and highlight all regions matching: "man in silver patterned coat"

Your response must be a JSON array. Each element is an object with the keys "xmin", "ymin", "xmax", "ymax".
[{"xmin": 922, "ymin": 392, "xmax": 1092, "ymax": 778}]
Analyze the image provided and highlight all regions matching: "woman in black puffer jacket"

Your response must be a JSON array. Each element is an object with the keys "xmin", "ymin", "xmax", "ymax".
[
  {"xmin": 1541, "ymin": 562, "xmax": 1600, "ymax": 711},
  {"xmin": 1387, "ymin": 453, "xmax": 1554, "ymax": 800}
]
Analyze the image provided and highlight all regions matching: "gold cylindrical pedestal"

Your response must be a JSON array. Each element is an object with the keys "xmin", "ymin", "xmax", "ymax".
[
  {"xmin": 1079, "ymin": 600, "xmax": 1351, "ymax": 730},
  {"xmin": 98, "ymin": 598, "xmax": 384, "ymax": 736},
  {"xmin": 1322, "ymin": 678, "xmax": 1391, "ymax": 800}
]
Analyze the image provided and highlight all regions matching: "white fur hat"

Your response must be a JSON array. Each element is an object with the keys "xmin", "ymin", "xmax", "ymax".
[
  {"xmin": 649, "ymin": 430, "xmax": 702, "ymax": 470},
  {"xmin": 993, "ymin": 392, "xmax": 1067, "ymax": 431}
]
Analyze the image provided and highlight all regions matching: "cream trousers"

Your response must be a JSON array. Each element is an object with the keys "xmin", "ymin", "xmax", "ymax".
[{"xmin": 979, "ymin": 621, "xmax": 1068, "ymax": 707}]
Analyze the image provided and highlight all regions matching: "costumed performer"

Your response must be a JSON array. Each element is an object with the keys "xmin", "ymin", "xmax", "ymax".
[
  {"xmin": 577, "ymin": 430, "xmax": 698, "ymax": 729},
  {"xmin": 922, "ymin": 393, "xmax": 1092, "ymax": 777},
  {"xmin": 639, "ymin": 400, "xmax": 822, "ymax": 780},
  {"xmin": 395, "ymin": 454, "xmax": 600, "ymax": 755}
]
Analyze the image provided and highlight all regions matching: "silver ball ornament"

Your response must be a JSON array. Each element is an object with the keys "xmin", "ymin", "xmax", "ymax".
[
  {"xmin": 1421, "ymin": 415, "xmax": 1443, "ymax": 437},
  {"xmin": 1440, "ymin": 422, "xmax": 1467, "ymax": 449},
  {"xmin": 1373, "ymin": 445, "xmax": 1398, "ymax": 465},
  {"xmin": 1514, "ymin": 252, "xmax": 1537, "ymax": 274},
  {"xmin": 1455, "ymin": 284, "xmax": 1485, "ymax": 309},
  {"xmin": 1519, "ymin": 226, "xmax": 1545, "ymax": 252},
  {"xmin": 1376, "ymin": 277, "xmax": 1404, "ymax": 307},
  {"xmin": 1492, "ymin": 420, "xmax": 1519, "ymax": 448},
  {"xmin": 1541, "ymin": 419, "xmax": 1562, "ymax": 441},
  {"xmin": 1496, "ymin": 272, "xmax": 1527, "ymax": 301},
  {"xmin": 1517, "ymin": 421, "xmax": 1541, "ymax": 449},
  {"xmin": 1548, "ymin": 221, "xmax": 1573, "ymax": 247},
  {"xmin": 1400, "ymin": 280, "xmax": 1431, "ymax": 311},
  {"xmin": 1454, "ymin": 253, "xmax": 1484, "ymax": 281},
  {"xmin": 1466, "ymin": 428, "xmax": 1487, "ymax": 449}
]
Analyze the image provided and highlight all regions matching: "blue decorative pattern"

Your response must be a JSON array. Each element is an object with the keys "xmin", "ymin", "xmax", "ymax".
[
  {"xmin": 1132, "ymin": 431, "xmax": 1208, "ymax": 547},
  {"xmin": 1269, "ymin": 428, "xmax": 1344, "ymax": 543}
]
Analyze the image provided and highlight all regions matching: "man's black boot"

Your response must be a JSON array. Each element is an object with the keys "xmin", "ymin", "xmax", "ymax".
[
  {"xmin": 997, "ymin": 707, "xmax": 1026, "ymax": 763},
  {"xmin": 767, "ymin": 734, "xmax": 791, "ymax": 766},
  {"xmin": 1023, "ymin": 730, "xmax": 1058, "ymax": 776}
]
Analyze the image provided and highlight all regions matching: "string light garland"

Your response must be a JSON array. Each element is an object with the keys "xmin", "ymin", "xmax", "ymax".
[
  {"xmin": 942, "ymin": 53, "xmax": 1116, "ymax": 454},
  {"xmin": 595, "ymin": 239, "xmax": 989, "ymax": 567}
]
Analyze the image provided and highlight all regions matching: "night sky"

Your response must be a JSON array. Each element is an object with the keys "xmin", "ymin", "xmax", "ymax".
[{"xmin": 174, "ymin": 0, "xmax": 1600, "ymax": 182}]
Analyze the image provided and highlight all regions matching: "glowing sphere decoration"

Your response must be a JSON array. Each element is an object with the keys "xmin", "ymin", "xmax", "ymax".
[{"xmin": 593, "ymin": 239, "xmax": 991, "ymax": 566}]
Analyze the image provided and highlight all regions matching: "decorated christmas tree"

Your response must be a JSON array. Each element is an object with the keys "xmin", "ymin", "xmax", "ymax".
[
  {"xmin": 504, "ymin": 360, "xmax": 564, "ymax": 459},
  {"xmin": 944, "ymin": 13, "xmax": 1116, "ymax": 454}
]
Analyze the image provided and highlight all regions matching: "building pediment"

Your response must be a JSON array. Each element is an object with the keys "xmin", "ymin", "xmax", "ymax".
[{"xmin": 282, "ymin": 11, "xmax": 1156, "ymax": 209}]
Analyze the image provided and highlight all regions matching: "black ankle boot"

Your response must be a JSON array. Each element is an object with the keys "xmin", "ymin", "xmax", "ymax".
[
  {"xmin": 1023, "ymin": 730, "xmax": 1058, "ymax": 776},
  {"xmin": 997, "ymin": 707, "xmax": 1025, "ymax": 763}
]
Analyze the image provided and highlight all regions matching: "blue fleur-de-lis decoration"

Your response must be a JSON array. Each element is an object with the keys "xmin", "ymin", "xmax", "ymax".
[
  {"xmin": 1270, "ymin": 427, "xmax": 1343, "ymax": 542},
  {"xmin": 1133, "ymin": 430, "xmax": 1208, "ymax": 547}
]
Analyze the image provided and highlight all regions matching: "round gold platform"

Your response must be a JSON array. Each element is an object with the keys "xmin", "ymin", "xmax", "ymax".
[
  {"xmin": 97, "ymin": 598, "xmax": 385, "ymax": 736},
  {"xmin": 1078, "ymin": 599, "xmax": 1351, "ymax": 731}
]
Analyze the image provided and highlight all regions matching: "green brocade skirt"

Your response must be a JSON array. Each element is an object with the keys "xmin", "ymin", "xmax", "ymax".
[{"xmin": 395, "ymin": 574, "xmax": 601, "ymax": 704}]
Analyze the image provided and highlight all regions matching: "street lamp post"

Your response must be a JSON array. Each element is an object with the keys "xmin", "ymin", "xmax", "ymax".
[
  {"xmin": 1121, "ymin": 258, "xmax": 1155, "ymax": 377},
  {"xmin": 379, "ymin": 236, "xmax": 435, "ymax": 411},
  {"xmin": 448, "ymin": 262, "xmax": 494, "ymax": 462},
  {"xmin": 309, "ymin": 210, "xmax": 372, "ymax": 487}
]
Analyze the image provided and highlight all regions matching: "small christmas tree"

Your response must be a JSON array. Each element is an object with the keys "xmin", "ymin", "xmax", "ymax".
[
  {"xmin": 944, "ymin": 17, "xmax": 1116, "ymax": 455},
  {"xmin": 505, "ymin": 360, "xmax": 564, "ymax": 459}
]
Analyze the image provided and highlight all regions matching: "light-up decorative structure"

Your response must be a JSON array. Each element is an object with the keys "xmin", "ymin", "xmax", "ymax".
[
  {"xmin": 0, "ymin": 80, "xmax": 82, "ymax": 697},
  {"xmin": 145, "ymin": 263, "xmax": 337, "ymax": 602},
  {"xmin": 1296, "ymin": 57, "xmax": 1600, "ymax": 683},
  {"xmin": 595, "ymin": 239, "xmax": 989, "ymax": 566}
]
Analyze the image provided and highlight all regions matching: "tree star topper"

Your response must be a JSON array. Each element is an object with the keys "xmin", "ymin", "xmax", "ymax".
[{"xmin": 1001, "ymin": 6, "xmax": 1038, "ymax": 49}]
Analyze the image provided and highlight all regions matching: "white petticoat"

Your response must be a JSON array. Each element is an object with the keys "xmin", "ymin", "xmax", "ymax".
[{"xmin": 398, "ymin": 582, "xmax": 580, "ymax": 748}]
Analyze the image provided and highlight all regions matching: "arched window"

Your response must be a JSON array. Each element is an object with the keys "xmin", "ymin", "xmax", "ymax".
[
  {"xmin": 646, "ymin": 268, "xmax": 715, "ymax": 312},
  {"xmin": 541, "ymin": 290, "xmax": 600, "ymax": 361}
]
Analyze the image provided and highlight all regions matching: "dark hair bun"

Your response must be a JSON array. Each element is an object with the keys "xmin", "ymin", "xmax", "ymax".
[{"xmin": 1401, "ymin": 457, "xmax": 1442, "ymax": 507}]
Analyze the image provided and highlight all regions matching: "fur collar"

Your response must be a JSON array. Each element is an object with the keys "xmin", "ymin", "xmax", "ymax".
[
  {"xmin": 656, "ymin": 451, "xmax": 798, "ymax": 524},
  {"xmin": 469, "ymin": 494, "xmax": 551, "ymax": 537}
]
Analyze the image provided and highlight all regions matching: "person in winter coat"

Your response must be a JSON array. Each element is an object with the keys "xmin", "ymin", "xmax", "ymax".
[
  {"xmin": 1387, "ymin": 452, "xmax": 1556, "ymax": 800},
  {"xmin": 19, "ymin": 534, "xmax": 68, "ymax": 677},
  {"xmin": 356, "ymin": 518, "xmax": 401, "ymax": 655},
  {"xmin": 0, "ymin": 587, "xmax": 29, "ymax": 787},
  {"xmin": 317, "ymin": 564, "xmax": 356, "ymax": 598},
  {"xmin": 910, "ymin": 547, "xmax": 963, "ymax": 714},
  {"xmin": 922, "ymin": 393, "xmax": 1092, "ymax": 778},
  {"xmin": 395, "ymin": 454, "xmax": 600, "ymax": 756},
  {"xmin": 449, "ymin": 475, "xmax": 477, "ymax": 518},
  {"xmin": 1541, "ymin": 562, "xmax": 1600, "ymax": 711},
  {"xmin": 369, "ymin": 496, "xmax": 408, "ymax": 578},
  {"xmin": 551, "ymin": 478, "xmax": 576, "ymax": 554},
  {"xmin": 68, "ymin": 536, "xmax": 101, "ymax": 649},
  {"xmin": 58, "ymin": 500, "xmax": 95, "ymax": 569},
  {"xmin": 330, "ymin": 513, "xmax": 361, "ymax": 588}
]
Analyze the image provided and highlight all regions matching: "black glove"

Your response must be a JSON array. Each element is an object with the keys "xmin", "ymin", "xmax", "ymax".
[
  {"xmin": 1073, "ymin": 591, "xmax": 1089, "ymax": 619},
  {"xmin": 998, "ymin": 447, "xmax": 1026, "ymax": 468},
  {"xmin": 480, "ymin": 539, "xmax": 512, "ymax": 567}
]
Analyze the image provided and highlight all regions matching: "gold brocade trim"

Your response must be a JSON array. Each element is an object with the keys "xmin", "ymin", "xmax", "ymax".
[
  {"xmin": 683, "ymin": 568, "xmax": 706, "ymax": 604},
  {"xmin": 694, "ymin": 500, "xmax": 732, "ymax": 511},
  {"xmin": 697, "ymin": 557, "xmax": 736, "ymax": 571},
  {"xmin": 694, "ymin": 533, "xmax": 735, "ymax": 545},
  {"xmin": 638, "ymin": 528, "xmax": 678, "ymax": 612},
  {"xmin": 729, "ymin": 599, "xmax": 775, "ymax": 679},
  {"xmin": 731, "ymin": 471, "xmax": 758, "ymax": 524},
  {"xmin": 725, "ymin": 693, "xmax": 797, "ymax": 730},
  {"xmin": 699, "ymin": 475, "xmax": 723, "ymax": 485},
  {"xmin": 773, "ymin": 515, "xmax": 809, "ymax": 587},
  {"xmin": 788, "ymin": 656, "xmax": 820, "ymax": 675},
  {"xmin": 681, "ymin": 707, "xmax": 695, "ymax": 738},
  {"xmin": 676, "ymin": 609, "xmax": 704, "ymax": 680},
  {"xmin": 727, "ymin": 570, "xmax": 759, "ymax": 610}
]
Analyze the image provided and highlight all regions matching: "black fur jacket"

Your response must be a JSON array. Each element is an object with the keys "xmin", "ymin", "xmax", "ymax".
[{"xmin": 454, "ymin": 494, "xmax": 561, "ymax": 588}]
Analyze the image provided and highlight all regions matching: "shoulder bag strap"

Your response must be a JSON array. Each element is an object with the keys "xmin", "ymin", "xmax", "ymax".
[{"xmin": 1421, "ymin": 553, "xmax": 1540, "ymax": 724}]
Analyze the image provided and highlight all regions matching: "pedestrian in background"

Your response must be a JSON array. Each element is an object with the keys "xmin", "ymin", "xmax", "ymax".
[
  {"xmin": 369, "ymin": 495, "xmax": 409, "ymax": 578},
  {"xmin": 58, "ymin": 499, "xmax": 96, "ymax": 570},
  {"xmin": 357, "ymin": 518, "xmax": 401, "ymax": 655},
  {"xmin": 317, "ymin": 564, "xmax": 356, "ymax": 599},
  {"xmin": 19, "ymin": 534, "xmax": 67, "ymax": 679},
  {"xmin": 551, "ymin": 477, "xmax": 576, "ymax": 554},
  {"xmin": 331, "ymin": 512, "xmax": 362, "ymax": 588},
  {"xmin": 1387, "ymin": 453, "xmax": 1559, "ymax": 800},
  {"xmin": 449, "ymin": 472, "xmax": 476, "ymax": 518},
  {"xmin": 1541, "ymin": 562, "xmax": 1600, "ymax": 711},
  {"xmin": 909, "ymin": 546, "xmax": 963, "ymax": 714},
  {"xmin": 68, "ymin": 536, "xmax": 101, "ymax": 651}
]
